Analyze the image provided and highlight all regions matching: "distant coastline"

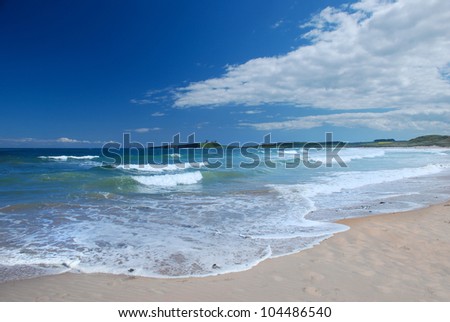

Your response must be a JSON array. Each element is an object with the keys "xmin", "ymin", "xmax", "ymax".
[{"xmin": 160, "ymin": 134, "xmax": 450, "ymax": 149}]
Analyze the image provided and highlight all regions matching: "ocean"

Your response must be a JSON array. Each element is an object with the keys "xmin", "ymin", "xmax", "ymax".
[{"xmin": 0, "ymin": 147, "xmax": 449, "ymax": 282}]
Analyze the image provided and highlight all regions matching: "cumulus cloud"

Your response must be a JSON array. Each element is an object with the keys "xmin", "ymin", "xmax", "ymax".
[
  {"xmin": 174, "ymin": 0, "xmax": 450, "ymax": 131},
  {"xmin": 151, "ymin": 112, "xmax": 165, "ymax": 117},
  {"xmin": 242, "ymin": 108, "xmax": 450, "ymax": 132}
]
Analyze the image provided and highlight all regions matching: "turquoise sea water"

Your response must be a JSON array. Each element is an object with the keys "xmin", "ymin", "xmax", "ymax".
[{"xmin": 0, "ymin": 147, "xmax": 449, "ymax": 282}]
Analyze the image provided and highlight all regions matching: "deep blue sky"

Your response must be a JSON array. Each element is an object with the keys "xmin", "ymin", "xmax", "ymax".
[{"xmin": 1, "ymin": 0, "xmax": 449, "ymax": 147}]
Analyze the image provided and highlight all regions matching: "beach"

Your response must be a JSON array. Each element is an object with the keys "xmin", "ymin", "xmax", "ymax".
[
  {"xmin": 2, "ymin": 0, "xmax": 450, "ymax": 308},
  {"xmin": 1, "ymin": 201, "xmax": 449, "ymax": 302}
]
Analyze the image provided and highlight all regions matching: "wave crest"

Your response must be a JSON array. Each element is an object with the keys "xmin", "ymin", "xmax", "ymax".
[
  {"xmin": 117, "ymin": 162, "xmax": 207, "ymax": 173},
  {"xmin": 38, "ymin": 155, "xmax": 99, "ymax": 161},
  {"xmin": 132, "ymin": 171, "xmax": 203, "ymax": 187}
]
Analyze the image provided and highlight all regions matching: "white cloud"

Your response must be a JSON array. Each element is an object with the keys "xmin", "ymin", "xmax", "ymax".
[
  {"xmin": 242, "ymin": 108, "xmax": 450, "ymax": 132},
  {"xmin": 57, "ymin": 137, "xmax": 79, "ymax": 143},
  {"xmin": 132, "ymin": 128, "xmax": 161, "ymax": 133},
  {"xmin": 232, "ymin": 109, "xmax": 263, "ymax": 115},
  {"xmin": 0, "ymin": 137, "xmax": 103, "ymax": 145},
  {"xmin": 243, "ymin": 109, "xmax": 263, "ymax": 115},
  {"xmin": 56, "ymin": 137, "xmax": 103, "ymax": 144},
  {"xmin": 131, "ymin": 88, "xmax": 175, "ymax": 106},
  {"xmin": 151, "ymin": 112, "xmax": 165, "ymax": 117},
  {"xmin": 130, "ymin": 98, "xmax": 154, "ymax": 105},
  {"xmin": 0, "ymin": 138, "xmax": 35, "ymax": 143},
  {"xmin": 196, "ymin": 122, "xmax": 210, "ymax": 129},
  {"xmin": 134, "ymin": 128, "xmax": 150, "ymax": 133},
  {"xmin": 271, "ymin": 19, "xmax": 285, "ymax": 29},
  {"xmin": 174, "ymin": 0, "xmax": 450, "ymax": 131}
]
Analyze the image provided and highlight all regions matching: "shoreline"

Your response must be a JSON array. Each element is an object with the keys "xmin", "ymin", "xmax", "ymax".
[{"xmin": 1, "ymin": 201, "xmax": 450, "ymax": 301}]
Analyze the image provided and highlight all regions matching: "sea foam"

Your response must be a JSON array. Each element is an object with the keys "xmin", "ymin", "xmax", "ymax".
[
  {"xmin": 117, "ymin": 162, "xmax": 206, "ymax": 172},
  {"xmin": 132, "ymin": 171, "xmax": 203, "ymax": 187},
  {"xmin": 38, "ymin": 155, "xmax": 99, "ymax": 161},
  {"xmin": 2, "ymin": 147, "xmax": 449, "ymax": 282},
  {"xmin": 271, "ymin": 163, "xmax": 449, "ymax": 202}
]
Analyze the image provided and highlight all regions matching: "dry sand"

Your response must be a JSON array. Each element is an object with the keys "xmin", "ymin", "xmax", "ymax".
[{"xmin": 1, "ymin": 201, "xmax": 450, "ymax": 301}]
